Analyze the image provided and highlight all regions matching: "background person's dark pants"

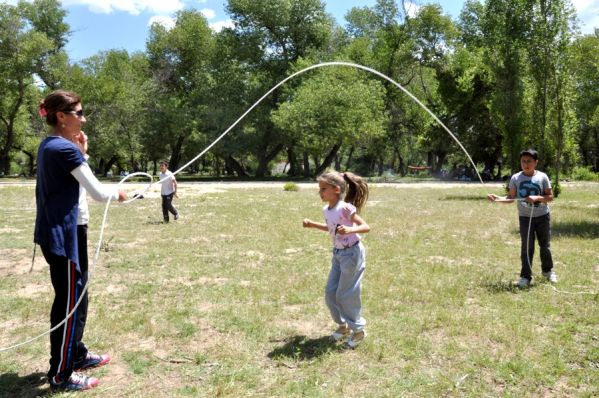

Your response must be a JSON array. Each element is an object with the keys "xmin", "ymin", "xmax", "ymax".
[
  {"xmin": 161, "ymin": 193, "xmax": 178, "ymax": 222},
  {"xmin": 41, "ymin": 246, "xmax": 85, "ymax": 385},
  {"xmin": 519, "ymin": 213, "xmax": 553, "ymax": 280},
  {"xmin": 73, "ymin": 225, "xmax": 89, "ymax": 366}
]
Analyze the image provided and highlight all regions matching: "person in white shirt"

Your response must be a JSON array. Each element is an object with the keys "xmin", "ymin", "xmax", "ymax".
[{"xmin": 159, "ymin": 160, "xmax": 179, "ymax": 223}]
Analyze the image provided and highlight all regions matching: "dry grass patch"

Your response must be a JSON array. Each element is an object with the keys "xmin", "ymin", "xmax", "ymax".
[{"xmin": 0, "ymin": 182, "xmax": 598, "ymax": 397}]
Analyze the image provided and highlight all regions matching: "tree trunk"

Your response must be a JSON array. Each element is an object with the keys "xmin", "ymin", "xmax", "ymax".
[
  {"xmin": 255, "ymin": 143, "xmax": 284, "ymax": 177},
  {"xmin": 102, "ymin": 156, "xmax": 118, "ymax": 176},
  {"xmin": 394, "ymin": 147, "xmax": 406, "ymax": 176},
  {"xmin": 302, "ymin": 152, "xmax": 310, "ymax": 177},
  {"xmin": 344, "ymin": 146, "xmax": 354, "ymax": 170},
  {"xmin": 435, "ymin": 151, "xmax": 447, "ymax": 174},
  {"xmin": 0, "ymin": 79, "xmax": 25, "ymax": 175},
  {"xmin": 169, "ymin": 134, "xmax": 186, "ymax": 172},
  {"xmin": 594, "ymin": 128, "xmax": 599, "ymax": 172},
  {"xmin": 427, "ymin": 151, "xmax": 434, "ymax": 169},
  {"xmin": 226, "ymin": 155, "xmax": 249, "ymax": 177},
  {"xmin": 553, "ymin": 73, "xmax": 564, "ymax": 197},
  {"xmin": 22, "ymin": 149, "xmax": 35, "ymax": 176},
  {"xmin": 315, "ymin": 142, "xmax": 342, "ymax": 176},
  {"xmin": 286, "ymin": 146, "xmax": 300, "ymax": 177},
  {"xmin": 335, "ymin": 152, "xmax": 342, "ymax": 170}
]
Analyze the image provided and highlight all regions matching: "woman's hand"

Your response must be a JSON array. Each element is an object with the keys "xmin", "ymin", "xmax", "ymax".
[
  {"xmin": 73, "ymin": 131, "xmax": 88, "ymax": 155},
  {"xmin": 117, "ymin": 190, "xmax": 128, "ymax": 202}
]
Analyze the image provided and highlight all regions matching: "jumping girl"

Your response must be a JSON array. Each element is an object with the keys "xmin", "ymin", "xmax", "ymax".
[{"xmin": 302, "ymin": 170, "xmax": 370, "ymax": 348}]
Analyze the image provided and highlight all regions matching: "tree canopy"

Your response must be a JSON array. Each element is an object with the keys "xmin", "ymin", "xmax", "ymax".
[{"xmin": 1, "ymin": 0, "xmax": 597, "ymax": 187}]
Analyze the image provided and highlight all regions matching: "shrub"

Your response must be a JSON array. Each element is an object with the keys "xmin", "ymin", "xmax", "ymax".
[
  {"xmin": 570, "ymin": 167, "xmax": 599, "ymax": 182},
  {"xmin": 283, "ymin": 182, "xmax": 299, "ymax": 191}
]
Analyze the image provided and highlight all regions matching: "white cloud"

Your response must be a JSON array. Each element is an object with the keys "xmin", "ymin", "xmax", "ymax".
[
  {"xmin": 200, "ymin": 8, "xmax": 216, "ymax": 19},
  {"xmin": 148, "ymin": 15, "xmax": 176, "ymax": 30},
  {"xmin": 209, "ymin": 19, "xmax": 234, "ymax": 32},
  {"xmin": 571, "ymin": 0, "xmax": 599, "ymax": 34},
  {"xmin": 571, "ymin": 0, "xmax": 593, "ymax": 11},
  {"xmin": 60, "ymin": 0, "xmax": 185, "ymax": 16},
  {"xmin": 580, "ymin": 14, "xmax": 599, "ymax": 34},
  {"xmin": 404, "ymin": 1, "xmax": 420, "ymax": 19}
]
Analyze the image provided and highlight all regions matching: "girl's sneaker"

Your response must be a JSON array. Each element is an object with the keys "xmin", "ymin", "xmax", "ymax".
[
  {"xmin": 331, "ymin": 324, "xmax": 351, "ymax": 341},
  {"xmin": 74, "ymin": 352, "xmax": 111, "ymax": 371},
  {"xmin": 50, "ymin": 372, "xmax": 99, "ymax": 391},
  {"xmin": 346, "ymin": 330, "xmax": 367, "ymax": 349}
]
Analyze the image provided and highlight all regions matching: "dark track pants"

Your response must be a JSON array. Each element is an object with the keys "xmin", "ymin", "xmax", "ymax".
[
  {"xmin": 518, "ymin": 213, "xmax": 553, "ymax": 280},
  {"xmin": 42, "ymin": 224, "xmax": 89, "ymax": 384}
]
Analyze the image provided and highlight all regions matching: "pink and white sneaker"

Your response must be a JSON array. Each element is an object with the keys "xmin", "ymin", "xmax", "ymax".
[{"xmin": 74, "ymin": 352, "xmax": 112, "ymax": 371}]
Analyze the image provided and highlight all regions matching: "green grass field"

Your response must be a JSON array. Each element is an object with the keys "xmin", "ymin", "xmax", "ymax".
[{"xmin": 0, "ymin": 181, "xmax": 597, "ymax": 397}]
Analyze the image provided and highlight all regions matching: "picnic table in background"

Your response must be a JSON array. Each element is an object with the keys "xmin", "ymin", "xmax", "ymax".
[{"xmin": 407, "ymin": 165, "xmax": 432, "ymax": 176}]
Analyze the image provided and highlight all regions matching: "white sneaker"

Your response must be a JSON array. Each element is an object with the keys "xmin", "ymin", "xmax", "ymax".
[
  {"xmin": 517, "ymin": 277, "xmax": 531, "ymax": 288},
  {"xmin": 542, "ymin": 271, "xmax": 558, "ymax": 283},
  {"xmin": 346, "ymin": 330, "xmax": 367, "ymax": 349}
]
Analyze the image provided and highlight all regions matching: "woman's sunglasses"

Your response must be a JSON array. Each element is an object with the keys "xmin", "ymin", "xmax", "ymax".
[{"xmin": 66, "ymin": 109, "xmax": 84, "ymax": 118}]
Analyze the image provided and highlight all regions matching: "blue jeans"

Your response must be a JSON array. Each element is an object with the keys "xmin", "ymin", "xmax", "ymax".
[
  {"xmin": 325, "ymin": 242, "xmax": 366, "ymax": 331},
  {"xmin": 519, "ymin": 213, "xmax": 553, "ymax": 280}
]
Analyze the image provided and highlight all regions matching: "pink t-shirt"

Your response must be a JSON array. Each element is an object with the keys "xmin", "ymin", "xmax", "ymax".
[{"xmin": 323, "ymin": 200, "xmax": 360, "ymax": 249}]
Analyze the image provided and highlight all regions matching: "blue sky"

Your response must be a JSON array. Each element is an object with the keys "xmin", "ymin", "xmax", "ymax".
[{"xmin": 2, "ymin": 0, "xmax": 597, "ymax": 62}]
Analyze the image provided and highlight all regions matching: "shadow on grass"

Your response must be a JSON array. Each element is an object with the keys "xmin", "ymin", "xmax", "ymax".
[
  {"xmin": 267, "ymin": 335, "xmax": 344, "ymax": 361},
  {"xmin": 145, "ymin": 220, "xmax": 165, "ymax": 225},
  {"xmin": 0, "ymin": 372, "xmax": 49, "ymax": 398},
  {"xmin": 484, "ymin": 279, "xmax": 544, "ymax": 294},
  {"xmin": 553, "ymin": 220, "xmax": 599, "ymax": 239}
]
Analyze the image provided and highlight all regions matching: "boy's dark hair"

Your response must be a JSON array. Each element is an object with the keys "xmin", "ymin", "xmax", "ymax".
[
  {"xmin": 520, "ymin": 148, "xmax": 538, "ymax": 160},
  {"xmin": 159, "ymin": 160, "xmax": 169, "ymax": 166}
]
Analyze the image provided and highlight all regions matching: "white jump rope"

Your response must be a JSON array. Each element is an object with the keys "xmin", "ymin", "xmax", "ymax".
[
  {"xmin": 494, "ymin": 196, "xmax": 596, "ymax": 295},
  {"xmin": 1, "ymin": 62, "xmax": 592, "ymax": 353},
  {"xmin": 1, "ymin": 172, "xmax": 152, "ymax": 353}
]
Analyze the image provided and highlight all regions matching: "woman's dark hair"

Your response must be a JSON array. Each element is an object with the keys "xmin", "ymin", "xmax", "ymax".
[{"xmin": 39, "ymin": 90, "xmax": 81, "ymax": 126}]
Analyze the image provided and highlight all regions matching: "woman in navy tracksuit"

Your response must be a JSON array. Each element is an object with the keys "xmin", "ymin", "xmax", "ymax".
[{"xmin": 35, "ymin": 90, "xmax": 126, "ymax": 391}]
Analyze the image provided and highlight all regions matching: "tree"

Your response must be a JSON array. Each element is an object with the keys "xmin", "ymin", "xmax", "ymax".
[
  {"xmin": 526, "ymin": 0, "xmax": 577, "ymax": 192},
  {"xmin": 145, "ymin": 10, "xmax": 215, "ymax": 172},
  {"xmin": 225, "ymin": 0, "xmax": 333, "ymax": 176},
  {"xmin": 344, "ymin": 0, "xmax": 428, "ymax": 175},
  {"xmin": 63, "ymin": 50, "xmax": 151, "ymax": 175},
  {"xmin": 570, "ymin": 31, "xmax": 599, "ymax": 171},
  {"xmin": 19, "ymin": 0, "xmax": 69, "ymax": 89},
  {"xmin": 0, "ymin": 0, "xmax": 66, "ymax": 175},
  {"xmin": 272, "ymin": 66, "xmax": 387, "ymax": 176},
  {"xmin": 482, "ymin": 0, "xmax": 530, "ymax": 173}
]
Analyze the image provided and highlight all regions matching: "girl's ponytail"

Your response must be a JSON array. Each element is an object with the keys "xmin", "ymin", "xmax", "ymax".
[{"xmin": 343, "ymin": 172, "xmax": 368, "ymax": 212}]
